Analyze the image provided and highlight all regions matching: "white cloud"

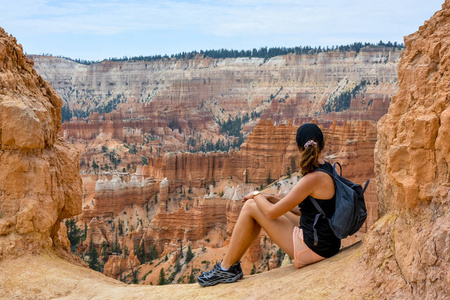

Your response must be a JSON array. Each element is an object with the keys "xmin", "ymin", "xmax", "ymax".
[
  {"xmin": 0, "ymin": 0, "xmax": 444, "ymax": 59},
  {"xmin": 1, "ymin": 0, "xmax": 443, "ymax": 36}
]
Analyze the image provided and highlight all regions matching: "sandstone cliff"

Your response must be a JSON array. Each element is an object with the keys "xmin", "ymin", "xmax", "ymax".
[
  {"xmin": 362, "ymin": 1, "xmax": 450, "ymax": 298},
  {"xmin": 0, "ymin": 28, "xmax": 82, "ymax": 259}
]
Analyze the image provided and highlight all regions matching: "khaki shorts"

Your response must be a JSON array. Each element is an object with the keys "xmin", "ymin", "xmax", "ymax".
[{"xmin": 293, "ymin": 227, "xmax": 325, "ymax": 268}]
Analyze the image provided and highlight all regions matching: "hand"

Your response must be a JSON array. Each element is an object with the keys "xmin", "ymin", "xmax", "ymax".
[{"xmin": 242, "ymin": 192, "xmax": 254, "ymax": 203}]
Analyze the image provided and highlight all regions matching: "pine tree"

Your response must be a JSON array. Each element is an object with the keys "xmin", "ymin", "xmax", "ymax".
[
  {"xmin": 92, "ymin": 160, "xmax": 99, "ymax": 171},
  {"xmin": 88, "ymin": 242, "xmax": 99, "ymax": 271},
  {"xmin": 158, "ymin": 268, "xmax": 166, "ymax": 285},
  {"xmin": 175, "ymin": 259, "xmax": 181, "ymax": 273},
  {"xmin": 185, "ymin": 245, "xmax": 194, "ymax": 264},
  {"xmin": 101, "ymin": 241, "xmax": 108, "ymax": 263},
  {"xmin": 189, "ymin": 267, "xmax": 196, "ymax": 283},
  {"xmin": 65, "ymin": 219, "xmax": 81, "ymax": 250},
  {"xmin": 266, "ymin": 170, "xmax": 272, "ymax": 185},
  {"xmin": 118, "ymin": 219, "xmax": 123, "ymax": 235},
  {"xmin": 139, "ymin": 242, "xmax": 146, "ymax": 263},
  {"xmin": 131, "ymin": 262, "xmax": 139, "ymax": 284},
  {"xmin": 149, "ymin": 244, "xmax": 158, "ymax": 261}
]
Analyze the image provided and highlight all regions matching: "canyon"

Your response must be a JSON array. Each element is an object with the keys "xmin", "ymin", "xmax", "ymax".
[
  {"xmin": 0, "ymin": 0, "xmax": 449, "ymax": 298},
  {"xmin": 24, "ymin": 41, "xmax": 402, "ymax": 283}
]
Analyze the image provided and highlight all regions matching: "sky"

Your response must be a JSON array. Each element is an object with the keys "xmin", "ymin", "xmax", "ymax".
[{"xmin": 0, "ymin": 0, "xmax": 445, "ymax": 61}]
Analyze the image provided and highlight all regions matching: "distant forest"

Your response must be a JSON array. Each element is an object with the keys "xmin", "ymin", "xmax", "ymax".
[{"xmin": 42, "ymin": 41, "xmax": 405, "ymax": 66}]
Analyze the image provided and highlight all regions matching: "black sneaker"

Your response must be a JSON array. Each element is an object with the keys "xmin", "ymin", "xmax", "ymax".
[{"xmin": 197, "ymin": 261, "xmax": 244, "ymax": 287}]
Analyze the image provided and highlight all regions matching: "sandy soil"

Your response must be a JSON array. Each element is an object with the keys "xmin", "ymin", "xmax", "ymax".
[{"xmin": 0, "ymin": 243, "xmax": 372, "ymax": 300}]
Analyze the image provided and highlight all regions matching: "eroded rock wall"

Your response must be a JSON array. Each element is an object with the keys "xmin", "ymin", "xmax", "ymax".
[
  {"xmin": 0, "ymin": 28, "xmax": 82, "ymax": 259},
  {"xmin": 30, "ymin": 49, "xmax": 401, "ymax": 120},
  {"xmin": 31, "ymin": 47, "xmax": 402, "ymax": 156},
  {"xmin": 363, "ymin": 1, "xmax": 450, "ymax": 298}
]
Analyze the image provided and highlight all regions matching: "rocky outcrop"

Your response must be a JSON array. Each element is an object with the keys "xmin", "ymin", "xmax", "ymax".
[
  {"xmin": 363, "ymin": 2, "xmax": 450, "ymax": 298},
  {"xmin": 81, "ymin": 175, "xmax": 159, "ymax": 221},
  {"xmin": 0, "ymin": 28, "xmax": 82, "ymax": 259},
  {"xmin": 62, "ymin": 109, "xmax": 214, "ymax": 148},
  {"xmin": 147, "ymin": 197, "xmax": 229, "ymax": 253},
  {"xmin": 103, "ymin": 252, "xmax": 140, "ymax": 281},
  {"xmin": 141, "ymin": 119, "xmax": 300, "ymax": 186}
]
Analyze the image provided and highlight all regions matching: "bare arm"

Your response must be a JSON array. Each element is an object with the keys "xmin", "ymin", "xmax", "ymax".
[
  {"xmin": 264, "ymin": 195, "xmax": 300, "ymax": 215},
  {"xmin": 243, "ymin": 194, "xmax": 281, "ymax": 204},
  {"xmin": 242, "ymin": 185, "xmax": 309, "ymax": 219},
  {"xmin": 244, "ymin": 173, "xmax": 321, "ymax": 219}
]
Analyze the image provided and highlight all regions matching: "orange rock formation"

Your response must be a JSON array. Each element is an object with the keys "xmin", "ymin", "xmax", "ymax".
[
  {"xmin": 0, "ymin": 28, "xmax": 82, "ymax": 259},
  {"xmin": 362, "ymin": 2, "xmax": 450, "ymax": 298}
]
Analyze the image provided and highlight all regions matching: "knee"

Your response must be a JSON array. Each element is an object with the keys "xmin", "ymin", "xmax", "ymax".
[{"xmin": 241, "ymin": 198, "xmax": 257, "ymax": 213}]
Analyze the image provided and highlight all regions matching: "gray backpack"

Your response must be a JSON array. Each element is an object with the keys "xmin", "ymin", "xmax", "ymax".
[{"xmin": 310, "ymin": 162, "xmax": 370, "ymax": 245}]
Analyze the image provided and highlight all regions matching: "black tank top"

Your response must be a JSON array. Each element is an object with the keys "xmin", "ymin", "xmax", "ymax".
[{"xmin": 298, "ymin": 162, "xmax": 341, "ymax": 258}]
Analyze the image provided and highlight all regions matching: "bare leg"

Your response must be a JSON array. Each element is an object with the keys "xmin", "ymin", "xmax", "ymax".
[
  {"xmin": 221, "ymin": 199, "xmax": 296, "ymax": 269},
  {"xmin": 234, "ymin": 220, "xmax": 261, "ymax": 262},
  {"xmin": 285, "ymin": 211, "xmax": 301, "ymax": 226},
  {"xmin": 233, "ymin": 211, "xmax": 298, "ymax": 262}
]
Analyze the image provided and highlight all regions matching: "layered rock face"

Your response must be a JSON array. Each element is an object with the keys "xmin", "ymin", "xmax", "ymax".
[
  {"xmin": 30, "ymin": 47, "xmax": 401, "ymax": 155},
  {"xmin": 363, "ymin": 2, "xmax": 450, "ymax": 298},
  {"xmin": 0, "ymin": 28, "xmax": 82, "ymax": 259},
  {"xmin": 142, "ymin": 119, "xmax": 300, "ymax": 187},
  {"xmin": 143, "ymin": 119, "xmax": 376, "ymax": 189},
  {"xmin": 81, "ymin": 175, "xmax": 160, "ymax": 220},
  {"xmin": 30, "ymin": 49, "xmax": 401, "ymax": 120}
]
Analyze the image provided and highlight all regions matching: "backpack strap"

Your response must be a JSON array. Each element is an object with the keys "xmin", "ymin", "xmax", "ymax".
[
  {"xmin": 362, "ymin": 179, "xmax": 370, "ymax": 194},
  {"xmin": 310, "ymin": 162, "xmax": 336, "ymax": 245},
  {"xmin": 314, "ymin": 167, "xmax": 333, "ymax": 178},
  {"xmin": 309, "ymin": 197, "xmax": 326, "ymax": 246},
  {"xmin": 333, "ymin": 162, "xmax": 343, "ymax": 176}
]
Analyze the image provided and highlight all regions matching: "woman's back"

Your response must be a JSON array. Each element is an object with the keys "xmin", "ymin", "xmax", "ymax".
[
  {"xmin": 299, "ymin": 162, "xmax": 341, "ymax": 258},
  {"xmin": 307, "ymin": 163, "xmax": 335, "ymax": 200}
]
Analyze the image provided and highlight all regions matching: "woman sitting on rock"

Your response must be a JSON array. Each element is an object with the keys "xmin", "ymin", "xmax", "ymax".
[{"xmin": 197, "ymin": 123, "xmax": 340, "ymax": 287}]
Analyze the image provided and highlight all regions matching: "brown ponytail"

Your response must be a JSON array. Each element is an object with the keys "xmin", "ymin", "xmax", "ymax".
[
  {"xmin": 296, "ymin": 123, "xmax": 325, "ymax": 176},
  {"xmin": 299, "ymin": 138, "xmax": 324, "ymax": 176}
]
